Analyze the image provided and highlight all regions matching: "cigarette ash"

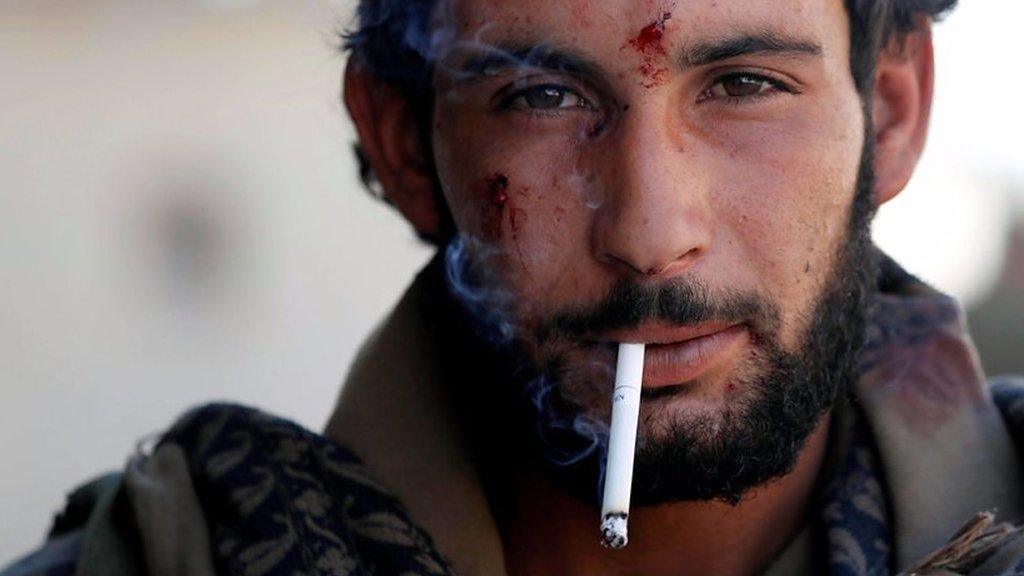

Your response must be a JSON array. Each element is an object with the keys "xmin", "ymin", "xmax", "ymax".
[{"xmin": 601, "ymin": 512, "xmax": 629, "ymax": 549}]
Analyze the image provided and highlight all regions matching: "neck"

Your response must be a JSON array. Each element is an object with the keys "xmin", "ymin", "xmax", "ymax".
[{"xmin": 500, "ymin": 414, "xmax": 832, "ymax": 576}]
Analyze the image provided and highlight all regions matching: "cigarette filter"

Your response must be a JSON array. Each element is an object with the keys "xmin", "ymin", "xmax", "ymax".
[{"xmin": 600, "ymin": 342, "xmax": 645, "ymax": 549}]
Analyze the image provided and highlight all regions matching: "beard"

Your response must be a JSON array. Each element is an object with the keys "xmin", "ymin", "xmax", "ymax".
[{"xmin": 443, "ymin": 135, "xmax": 879, "ymax": 508}]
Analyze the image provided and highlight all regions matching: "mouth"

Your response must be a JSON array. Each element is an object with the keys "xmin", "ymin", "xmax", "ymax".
[{"xmin": 589, "ymin": 322, "xmax": 750, "ymax": 389}]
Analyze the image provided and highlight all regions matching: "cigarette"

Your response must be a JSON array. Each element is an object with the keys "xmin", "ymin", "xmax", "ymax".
[{"xmin": 600, "ymin": 342, "xmax": 645, "ymax": 549}]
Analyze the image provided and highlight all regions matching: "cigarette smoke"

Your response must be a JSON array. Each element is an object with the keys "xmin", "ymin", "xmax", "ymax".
[
  {"xmin": 443, "ymin": 233, "xmax": 515, "ymax": 347},
  {"xmin": 525, "ymin": 374, "xmax": 612, "ymax": 501},
  {"xmin": 525, "ymin": 374, "xmax": 610, "ymax": 465},
  {"xmin": 444, "ymin": 234, "xmax": 613, "ymax": 499}
]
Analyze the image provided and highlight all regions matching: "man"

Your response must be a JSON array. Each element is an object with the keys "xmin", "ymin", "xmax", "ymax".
[{"xmin": 6, "ymin": 1, "xmax": 1024, "ymax": 575}]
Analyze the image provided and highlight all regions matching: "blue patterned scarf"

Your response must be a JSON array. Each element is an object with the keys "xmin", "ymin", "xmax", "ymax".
[{"xmin": 157, "ymin": 399, "xmax": 896, "ymax": 576}]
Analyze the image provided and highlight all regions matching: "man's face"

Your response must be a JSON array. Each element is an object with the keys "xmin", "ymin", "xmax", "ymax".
[{"xmin": 427, "ymin": 0, "xmax": 870, "ymax": 502}]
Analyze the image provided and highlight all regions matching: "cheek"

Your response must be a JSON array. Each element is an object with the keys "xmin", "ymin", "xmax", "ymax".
[
  {"xmin": 433, "ymin": 108, "xmax": 603, "ymax": 309},
  {"xmin": 705, "ymin": 100, "xmax": 865, "ymax": 342}
]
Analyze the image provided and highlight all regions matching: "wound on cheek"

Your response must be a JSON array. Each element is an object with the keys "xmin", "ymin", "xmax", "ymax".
[
  {"xmin": 487, "ymin": 173, "xmax": 510, "ymax": 206},
  {"xmin": 510, "ymin": 188, "xmax": 531, "ymax": 273},
  {"xmin": 480, "ymin": 172, "xmax": 510, "ymax": 240},
  {"xmin": 509, "ymin": 189, "xmax": 525, "ymax": 238}
]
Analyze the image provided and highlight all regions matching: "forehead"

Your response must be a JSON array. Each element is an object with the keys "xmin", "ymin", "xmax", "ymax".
[{"xmin": 439, "ymin": 0, "xmax": 850, "ymax": 62}]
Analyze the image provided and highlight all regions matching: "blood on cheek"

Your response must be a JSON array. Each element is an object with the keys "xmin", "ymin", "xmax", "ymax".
[
  {"xmin": 478, "ymin": 172, "xmax": 531, "ymax": 270},
  {"xmin": 480, "ymin": 172, "xmax": 509, "ymax": 241}
]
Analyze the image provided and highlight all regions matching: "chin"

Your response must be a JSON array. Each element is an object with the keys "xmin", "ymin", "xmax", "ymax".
[{"xmin": 637, "ymin": 379, "xmax": 757, "ymax": 445}]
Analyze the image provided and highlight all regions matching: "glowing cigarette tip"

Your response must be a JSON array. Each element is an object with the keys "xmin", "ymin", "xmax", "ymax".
[{"xmin": 600, "ymin": 342, "xmax": 645, "ymax": 549}]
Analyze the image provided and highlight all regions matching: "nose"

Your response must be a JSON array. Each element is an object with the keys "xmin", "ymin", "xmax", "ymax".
[{"xmin": 592, "ymin": 105, "xmax": 712, "ymax": 277}]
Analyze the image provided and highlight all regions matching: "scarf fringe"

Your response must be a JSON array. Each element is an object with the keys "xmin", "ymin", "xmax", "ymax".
[{"xmin": 899, "ymin": 511, "xmax": 1021, "ymax": 576}]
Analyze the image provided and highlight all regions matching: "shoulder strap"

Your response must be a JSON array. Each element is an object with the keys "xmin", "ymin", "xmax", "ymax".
[{"xmin": 991, "ymin": 376, "xmax": 1024, "ymax": 459}]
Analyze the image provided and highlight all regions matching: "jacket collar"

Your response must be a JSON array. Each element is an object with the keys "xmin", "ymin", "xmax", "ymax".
[
  {"xmin": 854, "ymin": 257, "xmax": 1024, "ymax": 567},
  {"xmin": 324, "ymin": 261, "xmax": 508, "ymax": 576}
]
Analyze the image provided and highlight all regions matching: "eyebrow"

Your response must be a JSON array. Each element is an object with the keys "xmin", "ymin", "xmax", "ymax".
[
  {"xmin": 679, "ymin": 31, "xmax": 824, "ymax": 68},
  {"xmin": 446, "ymin": 29, "xmax": 823, "ymax": 85},
  {"xmin": 451, "ymin": 41, "xmax": 608, "ymax": 84}
]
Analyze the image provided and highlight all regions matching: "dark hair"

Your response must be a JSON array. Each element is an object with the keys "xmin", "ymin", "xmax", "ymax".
[
  {"xmin": 342, "ymin": 0, "xmax": 957, "ymax": 239},
  {"xmin": 844, "ymin": 0, "xmax": 958, "ymax": 93}
]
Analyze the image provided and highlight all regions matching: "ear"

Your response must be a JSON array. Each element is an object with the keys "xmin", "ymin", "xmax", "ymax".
[
  {"xmin": 344, "ymin": 58, "xmax": 441, "ymax": 237},
  {"xmin": 871, "ymin": 22, "xmax": 935, "ymax": 206}
]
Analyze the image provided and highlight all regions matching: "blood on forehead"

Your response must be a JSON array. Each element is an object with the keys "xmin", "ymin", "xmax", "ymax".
[
  {"xmin": 629, "ymin": 10, "xmax": 672, "ymax": 55},
  {"xmin": 625, "ymin": 8, "xmax": 674, "ymax": 88}
]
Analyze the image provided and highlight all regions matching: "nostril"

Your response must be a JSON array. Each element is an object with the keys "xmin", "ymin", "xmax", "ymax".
[
  {"xmin": 602, "ymin": 253, "xmax": 646, "ymax": 276},
  {"xmin": 646, "ymin": 248, "xmax": 704, "ymax": 277}
]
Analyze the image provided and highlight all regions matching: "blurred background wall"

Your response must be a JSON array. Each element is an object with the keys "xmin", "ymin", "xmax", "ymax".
[{"xmin": 1, "ymin": 0, "xmax": 1021, "ymax": 563}]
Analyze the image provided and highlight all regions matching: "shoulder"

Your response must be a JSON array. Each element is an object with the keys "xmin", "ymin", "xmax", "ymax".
[{"xmin": 4, "ymin": 403, "xmax": 453, "ymax": 576}]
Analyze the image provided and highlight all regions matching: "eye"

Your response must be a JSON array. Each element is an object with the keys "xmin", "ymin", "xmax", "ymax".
[
  {"xmin": 505, "ymin": 84, "xmax": 591, "ymax": 111},
  {"xmin": 702, "ymin": 73, "xmax": 790, "ymax": 102}
]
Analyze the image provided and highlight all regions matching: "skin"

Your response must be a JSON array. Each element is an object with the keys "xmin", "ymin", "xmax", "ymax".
[{"xmin": 344, "ymin": 0, "xmax": 934, "ymax": 573}]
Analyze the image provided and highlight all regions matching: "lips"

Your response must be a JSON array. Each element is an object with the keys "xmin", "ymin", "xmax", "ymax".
[{"xmin": 593, "ymin": 322, "xmax": 750, "ymax": 388}]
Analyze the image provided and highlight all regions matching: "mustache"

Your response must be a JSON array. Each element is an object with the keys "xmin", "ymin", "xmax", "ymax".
[{"xmin": 535, "ymin": 278, "xmax": 779, "ymax": 343}]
